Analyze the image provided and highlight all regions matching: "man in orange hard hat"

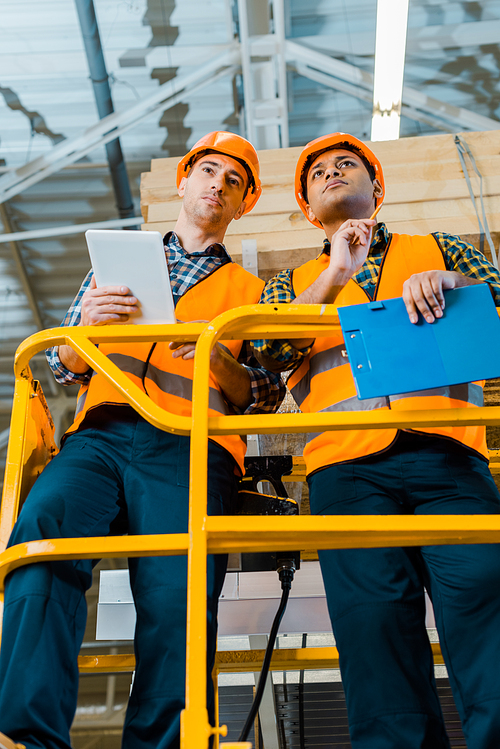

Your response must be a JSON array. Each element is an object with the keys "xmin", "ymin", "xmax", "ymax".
[
  {"xmin": 254, "ymin": 132, "xmax": 500, "ymax": 748},
  {"xmin": 0, "ymin": 132, "xmax": 283, "ymax": 749}
]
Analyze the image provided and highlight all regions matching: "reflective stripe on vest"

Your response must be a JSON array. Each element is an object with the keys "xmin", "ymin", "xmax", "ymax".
[
  {"xmin": 107, "ymin": 352, "xmax": 230, "ymax": 415},
  {"xmin": 289, "ymin": 233, "xmax": 488, "ymax": 473},
  {"xmin": 289, "ymin": 343, "xmax": 346, "ymax": 407},
  {"xmin": 390, "ymin": 383, "xmax": 483, "ymax": 408},
  {"xmin": 65, "ymin": 261, "xmax": 264, "ymax": 472},
  {"xmin": 305, "ymin": 395, "xmax": 389, "ymax": 442},
  {"xmin": 75, "ymin": 390, "xmax": 88, "ymax": 417}
]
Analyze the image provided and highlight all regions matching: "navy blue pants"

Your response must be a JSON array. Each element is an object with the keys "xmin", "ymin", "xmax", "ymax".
[
  {"xmin": 309, "ymin": 432, "xmax": 500, "ymax": 749},
  {"xmin": 0, "ymin": 411, "xmax": 238, "ymax": 749}
]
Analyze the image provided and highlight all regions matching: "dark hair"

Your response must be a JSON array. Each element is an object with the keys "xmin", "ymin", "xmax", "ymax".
[{"xmin": 300, "ymin": 142, "xmax": 376, "ymax": 202}]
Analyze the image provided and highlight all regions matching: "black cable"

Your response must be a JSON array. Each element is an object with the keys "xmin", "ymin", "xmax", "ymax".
[
  {"xmin": 299, "ymin": 632, "xmax": 307, "ymax": 749},
  {"xmin": 238, "ymin": 561, "xmax": 295, "ymax": 743}
]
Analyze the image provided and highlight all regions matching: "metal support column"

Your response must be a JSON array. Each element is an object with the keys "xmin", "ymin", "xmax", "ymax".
[
  {"xmin": 237, "ymin": 0, "xmax": 289, "ymax": 149},
  {"xmin": 74, "ymin": 0, "xmax": 135, "ymax": 220},
  {"xmin": 273, "ymin": 0, "xmax": 289, "ymax": 147},
  {"xmin": 237, "ymin": 0, "xmax": 255, "ymax": 143}
]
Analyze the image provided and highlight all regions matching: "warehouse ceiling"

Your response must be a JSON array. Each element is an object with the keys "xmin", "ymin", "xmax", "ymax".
[{"xmin": 1, "ymin": 0, "xmax": 500, "ymax": 742}]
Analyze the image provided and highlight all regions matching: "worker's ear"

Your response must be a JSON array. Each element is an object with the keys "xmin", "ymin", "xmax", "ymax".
[
  {"xmin": 306, "ymin": 202, "xmax": 320, "ymax": 225},
  {"xmin": 373, "ymin": 179, "xmax": 383, "ymax": 200},
  {"xmin": 233, "ymin": 200, "xmax": 247, "ymax": 221},
  {"xmin": 178, "ymin": 176, "xmax": 187, "ymax": 198}
]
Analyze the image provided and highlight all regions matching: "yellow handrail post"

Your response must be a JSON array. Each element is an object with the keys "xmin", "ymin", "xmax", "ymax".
[
  {"xmin": 1, "ymin": 373, "xmax": 34, "ymax": 551},
  {"xmin": 181, "ymin": 320, "xmax": 224, "ymax": 748}
]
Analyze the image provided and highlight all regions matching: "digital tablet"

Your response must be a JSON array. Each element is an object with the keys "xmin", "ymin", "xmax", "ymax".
[{"xmin": 85, "ymin": 229, "xmax": 176, "ymax": 324}]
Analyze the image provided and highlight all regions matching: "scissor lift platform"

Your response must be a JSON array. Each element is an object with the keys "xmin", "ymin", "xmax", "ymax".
[{"xmin": 3, "ymin": 304, "xmax": 500, "ymax": 747}]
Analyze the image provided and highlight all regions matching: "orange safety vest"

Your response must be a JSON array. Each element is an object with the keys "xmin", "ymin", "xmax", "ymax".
[
  {"xmin": 65, "ymin": 262, "xmax": 265, "ymax": 472},
  {"xmin": 288, "ymin": 233, "xmax": 487, "ymax": 475}
]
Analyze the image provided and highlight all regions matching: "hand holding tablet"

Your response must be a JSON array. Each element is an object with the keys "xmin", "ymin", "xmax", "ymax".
[{"xmin": 85, "ymin": 229, "xmax": 176, "ymax": 324}]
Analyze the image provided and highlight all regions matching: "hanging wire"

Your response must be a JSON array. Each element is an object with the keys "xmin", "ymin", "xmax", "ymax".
[
  {"xmin": 238, "ymin": 561, "xmax": 295, "ymax": 742},
  {"xmin": 298, "ymin": 632, "xmax": 307, "ymax": 749},
  {"xmin": 454, "ymin": 134, "xmax": 497, "ymax": 267},
  {"xmin": 25, "ymin": 120, "xmax": 36, "ymax": 164},
  {"xmin": 109, "ymin": 72, "xmax": 141, "ymax": 101}
]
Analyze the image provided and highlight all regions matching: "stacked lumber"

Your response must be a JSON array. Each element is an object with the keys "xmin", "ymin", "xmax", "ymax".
[{"xmin": 140, "ymin": 129, "xmax": 500, "ymax": 280}]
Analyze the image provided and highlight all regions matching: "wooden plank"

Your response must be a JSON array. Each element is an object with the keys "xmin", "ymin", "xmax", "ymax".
[
  {"xmin": 141, "ymin": 165, "xmax": 500, "ymax": 211},
  {"xmin": 388, "ymin": 215, "xmax": 500, "ymax": 237},
  {"xmin": 146, "ymin": 193, "xmax": 299, "ymax": 222},
  {"xmin": 382, "ymin": 196, "xmax": 500, "ymax": 222},
  {"xmin": 145, "ymin": 188, "xmax": 500, "ymax": 228},
  {"xmin": 384, "ymin": 175, "xmax": 500, "ymax": 205},
  {"xmin": 365, "ymin": 130, "xmax": 500, "ymax": 165},
  {"xmin": 146, "ymin": 131, "xmax": 500, "ymax": 171},
  {"xmin": 144, "ymin": 200, "xmax": 500, "ymax": 240},
  {"xmin": 143, "ymin": 177, "xmax": 500, "ymax": 224},
  {"xmin": 142, "ymin": 222, "xmax": 325, "ymax": 254},
  {"xmin": 143, "ymin": 213, "xmax": 500, "ymax": 253},
  {"xmin": 143, "ymin": 165, "xmax": 500, "ymax": 198},
  {"xmin": 145, "ymin": 131, "xmax": 500, "ymax": 176},
  {"xmin": 140, "ymin": 171, "xmax": 177, "ymax": 190}
]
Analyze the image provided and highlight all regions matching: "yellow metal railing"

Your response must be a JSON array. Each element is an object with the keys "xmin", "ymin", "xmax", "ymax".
[{"xmin": 3, "ymin": 304, "xmax": 500, "ymax": 747}]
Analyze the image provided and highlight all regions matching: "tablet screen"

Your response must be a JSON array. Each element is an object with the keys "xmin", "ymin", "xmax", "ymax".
[{"xmin": 85, "ymin": 229, "xmax": 176, "ymax": 324}]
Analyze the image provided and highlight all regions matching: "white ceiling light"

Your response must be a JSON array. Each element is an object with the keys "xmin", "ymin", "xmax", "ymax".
[{"xmin": 371, "ymin": 0, "xmax": 410, "ymax": 142}]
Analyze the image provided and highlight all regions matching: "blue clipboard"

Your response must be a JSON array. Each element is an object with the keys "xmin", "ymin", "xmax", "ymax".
[{"xmin": 337, "ymin": 284, "xmax": 500, "ymax": 400}]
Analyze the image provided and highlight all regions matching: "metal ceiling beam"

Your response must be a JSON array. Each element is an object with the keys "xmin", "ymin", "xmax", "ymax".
[
  {"xmin": 408, "ymin": 19, "xmax": 500, "ymax": 55},
  {"xmin": 74, "ymin": 0, "xmax": 135, "ymax": 220},
  {"xmin": 0, "ymin": 48, "xmax": 240, "ymax": 205},
  {"xmin": 295, "ymin": 19, "xmax": 500, "ymax": 57},
  {"xmin": 0, "ymin": 216, "xmax": 143, "ymax": 244},
  {"xmin": 293, "ymin": 62, "xmax": 453, "ymax": 134},
  {"xmin": 287, "ymin": 40, "xmax": 500, "ymax": 134},
  {"xmin": 0, "ymin": 203, "xmax": 45, "ymax": 331}
]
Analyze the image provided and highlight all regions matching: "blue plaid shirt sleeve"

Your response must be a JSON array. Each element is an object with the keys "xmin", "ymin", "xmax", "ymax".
[
  {"xmin": 252, "ymin": 269, "xmax": 313, "ymax": 369},
  {"xmin": 238, "ymin": 341, "xmax": 285, "ymax": 414},
  {"xmin": 436, "ymin": 233, "xmax": 500, "ymax": 304},
  {"xmin": 45, "ymin": 271, "xmax": 94, "ymax": 386}
]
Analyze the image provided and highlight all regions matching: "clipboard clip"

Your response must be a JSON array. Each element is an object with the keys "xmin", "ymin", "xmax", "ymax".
[
  {"xmin": 343, "ymin": 329, "xmax": 370, "ymax": 372},
  {"xmin": 367, "ymin": 301, "xmax": 385, "ymax": 311}
]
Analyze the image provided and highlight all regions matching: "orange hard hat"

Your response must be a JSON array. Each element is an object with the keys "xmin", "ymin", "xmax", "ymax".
[
  {"xmin": 294, "ymin": 132, "xmax": 385, "ymax": 228},
  {"xmin": 176, "ymin": 131, "xmax": 262, "ymax": 214}
]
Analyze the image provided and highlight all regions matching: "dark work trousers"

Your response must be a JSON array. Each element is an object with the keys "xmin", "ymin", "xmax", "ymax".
[
  {"xmin": 308, "ymin": 431, "xmax": 500, "ymax": 749},
  {"xmin": 0, "ymin": 411, "xmax": 238, "ymax": 749}
]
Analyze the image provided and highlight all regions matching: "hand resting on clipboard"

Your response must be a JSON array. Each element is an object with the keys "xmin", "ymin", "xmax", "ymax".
[{"xmin": 337, "ymin": 284, "xmax": 500, "ymax": 400}]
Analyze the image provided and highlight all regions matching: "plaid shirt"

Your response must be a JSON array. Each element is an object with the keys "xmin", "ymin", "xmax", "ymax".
[
  {"xmin": 47, "ymin": 231, "xmax": 284, "ymax": 414},
  {"xmin": 253, "ymin": 222, "xmax": 500, "ymax": 367}
]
